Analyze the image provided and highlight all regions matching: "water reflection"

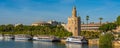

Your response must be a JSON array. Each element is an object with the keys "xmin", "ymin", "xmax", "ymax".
[
  {"xmin": 89, "ymin": 44, "xmax": 99, "ymax": 48},
  {"xmin": 14, "ymin": 40, "xmax": 29, "ymax": 42},
  {"xmin": 0, "ymin": 38, "xmax": 4, "ymax": 41},
  {"xmin": 99, "ymin": 45, "xmax": 112, "ymax": 48},
  {"xmin": 33, "ymin": 41, "xmax": 66, "ymax": 48},
  {"xmin": 0, "ymin": 40, "xmax": 117, "ymax": 48},
  {"xmin": 65, "ymin": 43, "xmax": 88, "ymax": 48},
  {"xmin": 4, "ymin": 39, "xmax": 13, "ymax": 41},
  {"xmin": 33, "ymin": 41, "xmax": 54, "ymax": 48}
]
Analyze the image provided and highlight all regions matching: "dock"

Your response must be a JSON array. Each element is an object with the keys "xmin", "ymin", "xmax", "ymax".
[
  {"xmin": 60, "ymin": 39, "xmax": 66, "ymax": 43},
  {"xmin": 88, "ymin": 39, "xmax": 99, "ymax": 44}
]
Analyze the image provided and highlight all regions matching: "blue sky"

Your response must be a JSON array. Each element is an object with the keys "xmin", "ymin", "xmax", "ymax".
[{"xmin": 0, "ymin": 0, "xmax": 120, "ymax": 25}]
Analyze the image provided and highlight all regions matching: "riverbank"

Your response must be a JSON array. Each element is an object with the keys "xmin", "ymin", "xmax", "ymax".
[{"xmin": 88, "ymin": 38, "xmax": 120, "ymax": 48}]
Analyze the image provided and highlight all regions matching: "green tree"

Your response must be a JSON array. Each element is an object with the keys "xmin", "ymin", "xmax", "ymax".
[
  {"xmin": 116, "ymin": 16, "xmax": 120, "ymax": 25},
  {"xmin": 6, "ymin": 24, "xmax": 14, "ymax": 32},
  {"xmin": 99, "ymin": 17, "xmax": 103, "ymax": 25},
  {"xmin": 0, "ymin": 25, "xmax": 6, "ymax": 32},
  {"xmin": 99, "ymin": 23, "xmax": 117, "ymax": 32},
  {"xmin": 118, "ymin": 34, "xmax": 120, "ymax": 38},
  {"xmin": 15, "ymin": 24, "xmax": 24, "ymax": 31},
  {"xmin": 0, "ymin": 24, "xmax": 72, "ymax": 38},
  {"xmin": 99, "ymin": 33, "xmax": 114, "ymax": 47},
  {"xmin": 86, "ymin": 15, "xmax": 89, "ymax": 24},
  {"xmin": 80, "ymin": 31, "xmax": 100, "ymax": 39}
]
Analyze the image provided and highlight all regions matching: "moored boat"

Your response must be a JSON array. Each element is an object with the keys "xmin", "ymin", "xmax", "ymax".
[
  {"xmin": 65, "ymin": 36, "xmax": 88, "ymax": 44},
  {"xmin": 0, "ymin": 34, "xmax": 3, "ymax": 39},
  {"xmin": 14, "ymin": 34, "xmax": 32, "ymax": 40},
  {"xmin": 33, "ymin": 35, "xmax": 60, "ymax": 42},
  {"xmin": 3, "ymin": 34, "xmax": 14, "ymax": 39}
]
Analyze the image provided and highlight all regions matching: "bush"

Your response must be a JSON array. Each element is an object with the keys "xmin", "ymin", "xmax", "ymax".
[{"xmin": 99, "ymin": 33, "xmax": 114, "ymax": 45}]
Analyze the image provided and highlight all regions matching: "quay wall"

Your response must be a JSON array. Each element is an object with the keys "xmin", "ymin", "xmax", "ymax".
[{"xmin": 88, "ymin": 39, "xmax": 99, "ymax": 44}]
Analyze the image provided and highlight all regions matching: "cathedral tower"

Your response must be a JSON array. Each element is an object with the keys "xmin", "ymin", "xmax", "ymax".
[{"xmin": 67, "ymin": 6, "xmax": 81, "ymax": 36}]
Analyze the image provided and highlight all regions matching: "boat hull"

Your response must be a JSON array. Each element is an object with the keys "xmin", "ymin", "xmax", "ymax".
[
  {"xmin": 15, "ymin": 38, "xmax": 30, "ymax": 40},
  {"xmin": 33, "ymin": 37, "xmax": 60, "ymax": 42},
  {"xmin": 14, "ymin": 34, "xmax": 32, "ymax": 40},
  {"xmin": 0, "ymin": 37, "xmax": 3, "ymax": 39},
  {"xmin": 65, "ymin": 36, "xmax": 88, "ymax": 44}
]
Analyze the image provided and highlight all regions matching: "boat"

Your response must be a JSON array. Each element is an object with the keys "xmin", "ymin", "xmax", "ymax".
[
  {"xmin": 0, "ymin": 34, "xmax": 3, "ymax": 39},
  {"xmin": 3, "ymin": 34, "xmax": 14, "ymax": 39},
  {"xmin": 65, "ymin": 36, "xmax": 88, "ymax": 44},
  {"xmin": 14, "ymin": 34, "xmax": 32, "ymax": 40},
  {"xmin": 33, "ymin": 35, "xmax": 60, "ymax": 42}
]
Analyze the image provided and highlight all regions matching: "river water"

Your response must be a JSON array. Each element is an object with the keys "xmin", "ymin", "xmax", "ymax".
[{"xmin": 0, "ymin": 39, "xmax": 100, "ymax": 48}]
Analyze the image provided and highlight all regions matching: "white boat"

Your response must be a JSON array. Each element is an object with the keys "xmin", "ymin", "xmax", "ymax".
[
  {"xmin": 33, "ymin": 35, "xmax": 60, "ymax": 42},
  {"xmin": 14, "ymin": 34, "xmax": 32, "ymax": 40},
  {"xmin": 0, "ymin": 34, "xmax": 3, "ymax": 39},
  {"xmin": 4, "ymin": 34, "xmax": 14, "ymax": 39},
  {"xmin": 66, "ymin": 36, "xmax": 88, "ymax": 44}
]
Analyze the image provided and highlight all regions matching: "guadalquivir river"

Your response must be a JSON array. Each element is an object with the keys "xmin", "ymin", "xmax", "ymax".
[{"xmin": 0, "ymin": 39, "xmax": 101, "ymax": 48}]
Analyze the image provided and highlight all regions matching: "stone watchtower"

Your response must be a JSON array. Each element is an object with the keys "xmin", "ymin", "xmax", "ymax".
[{"xmin": 67, "ymin": 6, "xmax": 81, "ymax": 36}]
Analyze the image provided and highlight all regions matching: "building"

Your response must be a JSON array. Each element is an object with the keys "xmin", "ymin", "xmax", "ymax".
[
  {"xmin": 15, "ymin": 23, "xmax": 23, "ymax": 27},
  {"xmin": 66, "ymin": 6, "xmax": 81, "ymax": 36},
  {"xmin": 48, "ymin": 20, "xmax": 60, "ymax": 26},
  {"xmin": 32, "ymin": 21, "xmax": 61, "ymax": 26},
  {"xmin": 81, "ymin": 23, "xmax": 101, "ymax": 32},
  {"xmin": 32, "ymin": 21, "xmax": 51, "ymax": 26}
]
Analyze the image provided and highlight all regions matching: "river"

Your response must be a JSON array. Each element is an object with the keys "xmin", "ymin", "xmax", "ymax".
[{"xmin": 0, "ymin": 39, "xmax": 101, "ymax": 48}]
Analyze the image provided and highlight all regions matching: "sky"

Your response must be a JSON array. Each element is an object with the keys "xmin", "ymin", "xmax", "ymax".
[{"xmin": 0, "ymin": 0, "xmax": 120, "ymax": 25}]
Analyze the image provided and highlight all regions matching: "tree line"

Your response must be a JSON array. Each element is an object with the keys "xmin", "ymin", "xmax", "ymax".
[
  {"xmin": 99, "ymin": 16, "xmax": 120, "ymax": 32},
  {"xmin": 0, "ymin": 24, "xmax": 72, "ymax": 38},
  {"xmin": 80, "ymin": 31, "xmax": 100, "ymax": 39}
]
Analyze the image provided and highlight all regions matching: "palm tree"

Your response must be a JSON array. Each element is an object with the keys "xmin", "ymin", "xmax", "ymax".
[
  {"xmin": 99, "ymin": 17, "xmax": 103, "ymax": 25},
  {"xmin": 86, "ymin": 15, "xmax": 89, "ymax": 25},
  {"xmin": 86, "ymin": 15, "xmax": 89, "ymax": 31}
]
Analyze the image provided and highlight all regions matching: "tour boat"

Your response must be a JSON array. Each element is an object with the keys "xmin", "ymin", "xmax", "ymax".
[
  {"xmin": 14, "ymin": 34, "xmax": 32, "ymax": 40},
  {"xmin": 0, "ymin": 34, "xmax": 3, "ymax": 39},
  {"xmin": 65, "ymin": 36, "xmax": 88, "ymax": 44},
  {"xmin": 4, "ymin": 34, "xmax": 14, "ymax": 39},
  {"xmin": 33, "ymin": 35, "xmax": 60, "ymax": 42}
]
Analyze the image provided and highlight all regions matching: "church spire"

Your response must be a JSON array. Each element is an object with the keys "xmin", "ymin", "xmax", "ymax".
[{"xmin": 72, "ymin": 5, "xmax": 77, "ymax": 17}]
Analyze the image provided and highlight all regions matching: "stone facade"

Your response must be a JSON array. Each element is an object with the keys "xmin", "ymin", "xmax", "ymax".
[
  {"xmin": 81, "ymin": 23, "xmax": 101, "ymax": 32},
  {"xmin": 67, "ymin": 6, "xmax": 81, "ymax": 36}
]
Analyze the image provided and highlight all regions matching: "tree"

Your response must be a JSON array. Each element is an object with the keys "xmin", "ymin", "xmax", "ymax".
[
  {"xmin": 99, "ymin": 17, "xmax": 103, "ymax": 25},
  {"xmin": 15, "ymin": 24, "xmax": 24, "ymax": 31},
  {"xmin": 118, "ymin": 34, "xmax": 120, "ymax": 38},
  {"xmin": 86, "ymin": 15, "xmax": 89, "ymax": 24},
  {"xmin": 99, "ymin": 23, "xmax": 117, "ymax": 32},
  {"xmin": 0, "ymin": 25, "xmax": 6, "ymax": 32},
  {"xmin": 99, "ymin": 33, "xmax": 114, "ymax": 47},
  {"xmin": 86, "ymin": 16, "xmax": 89, "ymax": 31},
  {"xmin": 116, "ymin": 16, "xmax": 120, "ymax": 25},
  {"xmin": 6, "ymin": 24, "xmax": 14, "ymax": 32},
  {"xmin": 0, "ymin": 24, "xmax": 72, "ymax": 38},
  {"xmin": 80, "ymin": 31, "xmax": 100, "ymax": 39}
]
